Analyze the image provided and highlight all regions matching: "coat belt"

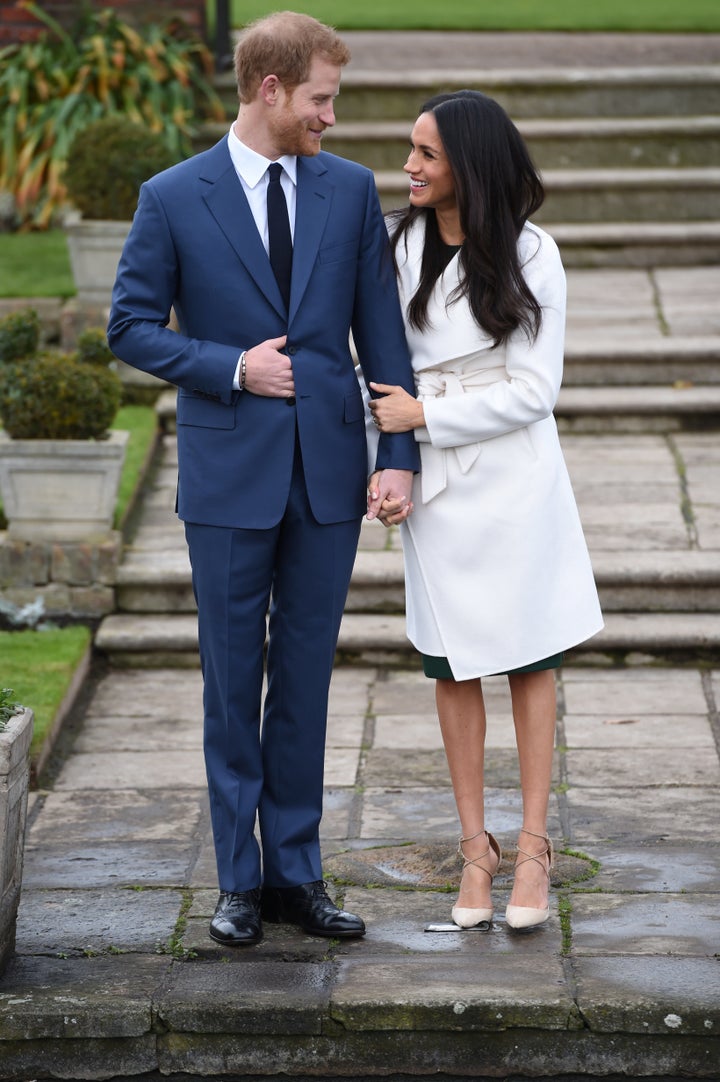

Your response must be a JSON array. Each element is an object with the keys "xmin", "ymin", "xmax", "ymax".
[{"xmin": 415, "ymin": 365, "xmax": 507, "ymax": 503}]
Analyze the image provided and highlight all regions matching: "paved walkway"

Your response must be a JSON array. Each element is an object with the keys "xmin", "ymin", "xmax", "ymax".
[{"xmin": 2, "ymin": 30, "xmax": 720, "ymax": 1081}]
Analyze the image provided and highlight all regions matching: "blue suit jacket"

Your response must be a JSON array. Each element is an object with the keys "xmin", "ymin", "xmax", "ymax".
[{"xmin": 108, "ymin": 137, "xmax": 420, "ymax": 528}]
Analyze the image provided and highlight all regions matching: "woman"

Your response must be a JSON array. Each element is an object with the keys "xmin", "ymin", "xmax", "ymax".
[{"xmin": 367, "ymin": 90, "xmax": 603, "ymax": 931}]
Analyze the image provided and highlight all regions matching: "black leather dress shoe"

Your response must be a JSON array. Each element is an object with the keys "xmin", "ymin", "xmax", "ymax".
[
  {"xmin": 261, "ymin": 880, "xmax": 366, "ymax": 938},
  {"xmin": 209, "ymin": 889, "xmax": 263, "ymax": 946}
]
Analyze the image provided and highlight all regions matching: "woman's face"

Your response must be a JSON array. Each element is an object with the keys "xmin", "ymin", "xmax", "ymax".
[{"xmin": 404, "ymin": 110, "xmax": 457, "ymax": 215}]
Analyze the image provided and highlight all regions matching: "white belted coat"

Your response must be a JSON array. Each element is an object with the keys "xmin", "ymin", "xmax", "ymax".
[{"xmin": 392, "ymin": 218, "xmax": 603, "ymax": 680}]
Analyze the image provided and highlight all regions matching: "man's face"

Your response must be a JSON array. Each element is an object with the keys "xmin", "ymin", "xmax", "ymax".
[{"xmin": 269, "ymin": 55, "xmax": 341, "ymax": 157}]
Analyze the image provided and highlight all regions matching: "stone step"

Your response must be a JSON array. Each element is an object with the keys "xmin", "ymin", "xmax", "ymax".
[
  {"xmin": 154, "ymin": 382, "xmax": 720, "ymax": 441},
  {"xmin": 199, "ymin": 114, "xmax": 720, "ymax": 171},
  {"xmin": 321, "ymin": 116, "xmax": 720, "ymax": 171},
  {"xmin": 549, "ymin": 221, "xmax": 720, "ymax": 267},
  {"xmin": 95, "ymin": 610, "xmax": 720, "ymax": 668},
  {"xmin": 212, "ymin": 65, "xmax": 720, "ymax": 120},
  {"xmin": 555, "ymin": 384, "xmax": 720, "ymax": 433},
  {"xmin": 114, "ymin": 550, "xmax": 720, "ymax": 619},
  {"xmin": 375, "ymin": 166, "xmax": 720, "ymax": 221},
  {"xmin": 561, "ymin": 338, "xmax": 720, "ymax": 386}
]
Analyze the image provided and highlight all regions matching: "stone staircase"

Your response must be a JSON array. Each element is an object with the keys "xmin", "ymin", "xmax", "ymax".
[
  {"xmin": 97, "ymin": 412, "xmax": 720, "ymax": 669},
  {"xmin": 96, "ymin": 49, "xmax": 720, "ymax": 669},
  {"xmin": 201, "ymin": 61, "xmax": 720, "ymax": 267}
]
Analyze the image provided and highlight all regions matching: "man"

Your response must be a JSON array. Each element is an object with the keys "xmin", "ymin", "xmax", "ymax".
[{"xmin": 107, "ymin": 11, "xmax": 418, "ymax": 946}]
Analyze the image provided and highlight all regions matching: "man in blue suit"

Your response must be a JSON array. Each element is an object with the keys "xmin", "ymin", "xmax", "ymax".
[{"xmin": 108, "ymin": 11, "xmax": 419, "ymax": 946}]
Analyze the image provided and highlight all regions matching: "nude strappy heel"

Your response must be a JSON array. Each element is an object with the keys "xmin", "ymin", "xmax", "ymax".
[
  {"xmin": 505, "ymin": 827, "xmax": 554, "ymax": 930},
  {"xmin": 452, "ymin": 830, "xmax": 502, "ymax": 928}
]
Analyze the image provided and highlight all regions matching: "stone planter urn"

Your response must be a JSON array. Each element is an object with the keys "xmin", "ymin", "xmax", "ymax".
[
  {"xmin": 63, "ymin": 213, "xmax": 130, "ymax": 310},
  {"xmin": 0, "ymin": 430, "xmax": 129, "ymax": 541},
  {"xmin": 0, "ymin": 707, "xmax": 33, "ymax": 974}
]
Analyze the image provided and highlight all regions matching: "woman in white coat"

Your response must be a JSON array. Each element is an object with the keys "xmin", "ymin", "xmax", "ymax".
[{"xmin": 368, "ymin": 90, "xmax": 603, "ymax": 931}]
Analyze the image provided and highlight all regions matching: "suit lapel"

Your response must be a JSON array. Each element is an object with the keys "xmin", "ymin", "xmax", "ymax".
[
  {"xmin": 199, "ymin": 141, "xmax": 333, "ymax": 323},
  {"xmin": 200, "ymin": 140, "xmax": 286, "ymax": 318},
  {"xmin": 289, "ymin": 156, "xmax": 332, "ymax": 324}
]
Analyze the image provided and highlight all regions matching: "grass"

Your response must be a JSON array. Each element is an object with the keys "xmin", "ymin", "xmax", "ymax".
[
  {"xmin": 218, "ymin": 0, "xmax": 720, "ymax": 31},
  {"xmin": 113, "ymin": 404, "xmax": 159, "ymax": 528},
  {"xmin": 0, "ymin": 625, "xmax": 92, "ymax": 763},
  {"xmin": 0, "ymin": 230, "xmax": 74, "ymax": 299}
]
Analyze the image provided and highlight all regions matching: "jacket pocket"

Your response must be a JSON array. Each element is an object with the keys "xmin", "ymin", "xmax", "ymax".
[
  {"xmin": 176, "ymin": 394, "xmax": 236, "ymax": 429},
  {"xmin": 318, "ymin": 240, "xmax": 358, "ymax": 265}
]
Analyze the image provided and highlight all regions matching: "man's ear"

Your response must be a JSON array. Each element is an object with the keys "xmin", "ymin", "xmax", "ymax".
[{"xmin": 259, "ymin": 74, "xmax": 281, "ymax": 105}]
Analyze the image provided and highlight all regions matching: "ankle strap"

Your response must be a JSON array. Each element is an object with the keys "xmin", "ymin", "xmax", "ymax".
[
  {"xmin": 519, "ymin": 827, "xmax": 550, "ymax": 843},
  {"xmin": 459, "ymin": 829, "xmax": 488, "ymax": 845},
  {"xmin": 516, "ymin": 828, "xmax": 553, "ymax": 874}
]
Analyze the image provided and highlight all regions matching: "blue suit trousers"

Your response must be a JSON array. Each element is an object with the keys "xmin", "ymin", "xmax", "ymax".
[{"xmin": 185, "ymin": 440, "xmax": 362, "ymax": 891}]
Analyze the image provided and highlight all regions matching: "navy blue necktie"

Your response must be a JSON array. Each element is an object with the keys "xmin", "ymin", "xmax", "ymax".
[{"xmin": 267, "ymin": 163, "xmax": 292, "ymax": 309}]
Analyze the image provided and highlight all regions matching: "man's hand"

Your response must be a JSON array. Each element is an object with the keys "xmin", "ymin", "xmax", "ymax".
[
  {"xmin": 244, "ymin": 335, "xmax": 295, "ymax": 397},
  {"xmin": 368, "ymin": 382, "xmax": 424, "ymax": 433},
  {"xmin": 367, "ymin": 468, "xmax": 414, "ymax": 526}
]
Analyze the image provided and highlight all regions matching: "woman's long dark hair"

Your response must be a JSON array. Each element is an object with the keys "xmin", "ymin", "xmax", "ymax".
[{"xmin": 390, "ymin": 90, "xmax": 545, "ymax": 346}]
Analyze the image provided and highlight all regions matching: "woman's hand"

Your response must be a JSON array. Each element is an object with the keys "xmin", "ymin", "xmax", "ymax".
[
  {"xmin": 369, "ymin": 382, "xmax": 425, "ymax": 433},
  {"xmin": 367, "ymin": 469, "xmax": 413, "ymax": 528}
]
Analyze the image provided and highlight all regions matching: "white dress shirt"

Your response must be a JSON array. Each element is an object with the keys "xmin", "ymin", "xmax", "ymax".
[
  {"xmin": 227, "ymin": 124, "xmax": 297, "ymax": 249},
  {"xmin": 227, "ymin": 126, "xmax": 297, "ymax": 388}
]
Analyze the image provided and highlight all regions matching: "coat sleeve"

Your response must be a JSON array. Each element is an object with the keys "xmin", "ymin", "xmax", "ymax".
[
  {"xmin": 351, "ymin": 174, "xmax": 420, "ymax": 474},
  {"xmin": 107, "ymin": 180, "xmax": 241, "ymax": 403},
  {"xmin": 421, "ymin": 230, "xmax": 566, "ymax": 449}
]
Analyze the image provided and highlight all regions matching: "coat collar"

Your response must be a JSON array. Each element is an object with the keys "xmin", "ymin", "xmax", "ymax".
[
  {"xmin": 396, "ymin": 216, "xmax": 495, "ymax": 367},
  {"xmin": 199, "ymin": 138, "xmax": 332, "ymax": 321}
]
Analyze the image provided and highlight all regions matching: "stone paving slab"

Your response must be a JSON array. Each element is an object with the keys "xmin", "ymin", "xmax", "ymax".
[
  {"xmin": 573, "ymin": 955, "xmax": 720, "ymax": 1035},
  {"xmin": 565, "ymin": 786, "xmax": 720, "ymax": 845},
  {"xmin": 569, "ymin": 893, "xmax": 720, "ymax": 956},
  {"xmin": 14, "ymin": 887, "xmax": 183, "ymax": 955},
  {"xmin": 0, "ymin": 953, "xmax": 168, "ymax": 1039},
  {"xmin": 53, "ymin": 749, "xmax": 206, "ymax": 791},
  {"xmin": 329, "ymin": 953, "xmax": 579, "ymax": 1032},
  {"xmin": 20, "ymin": 841, "xmax": 198, "ymax": 890},
  {"xmin": 565, "ymin": 745, "xmax": 720, "ymax": 786}
]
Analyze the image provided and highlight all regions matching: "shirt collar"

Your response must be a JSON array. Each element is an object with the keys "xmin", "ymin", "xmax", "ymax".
[{"xmin": 228, "ymin": 125, "xmax": 297, "ymax": 188}]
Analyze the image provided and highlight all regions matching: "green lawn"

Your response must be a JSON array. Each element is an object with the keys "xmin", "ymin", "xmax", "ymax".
[
  {"xmin": 218, "ymin": 0, "xmax": 720, "ymax": 31},
  {"xmin": 0, "ymin": 230, "xmax": 74, "ymax": 298},
  {"xmin": 0, "ymin": 625, "xmax": 92, "ymax": 764}
]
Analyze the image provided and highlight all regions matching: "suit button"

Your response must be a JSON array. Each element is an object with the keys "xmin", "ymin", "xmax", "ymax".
[
  {"xmin": 288, "ymin": 346, "xmax": 297, "ymax": 355},
  {"xmin": 286, "ymin": 395, "xmax": 296, "ymax": 406}
]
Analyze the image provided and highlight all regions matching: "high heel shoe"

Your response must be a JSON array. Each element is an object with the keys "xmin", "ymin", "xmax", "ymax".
[
  {"xmin": 505, "ymin": 827, "xmax": 553, "ymax": 931},
  {"xmin": 452, "ymin": 830, "xmax": 502, "ymax": 928}
]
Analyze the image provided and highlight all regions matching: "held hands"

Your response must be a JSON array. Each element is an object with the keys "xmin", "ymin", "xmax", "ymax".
[
  {"xmin": 367, "ymin": 469, "xmax": 414, "ymax": 527},
  {"xmin": 368, "ymin": 382, "xmax": 425, "ymax": 433},
  {"xmin": 244, "ymin": 335, "xmax": 295, "ymax": 397}
]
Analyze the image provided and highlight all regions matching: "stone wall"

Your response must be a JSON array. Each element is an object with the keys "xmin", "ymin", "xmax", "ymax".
[
  {"xmin": 0, "ymin": 534, "xmax": 122, "ymax": 622},
  {"xmin": 0, "ymin": 0, "xmax": 207, "ymax": 45},
  {"xmin": 0, "ymin": 707, "xmax": 33, "ymax": 974}
]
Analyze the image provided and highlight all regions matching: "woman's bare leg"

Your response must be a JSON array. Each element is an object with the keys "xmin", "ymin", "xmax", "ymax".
[
  {"xmin": 436, "ymin": 677, "xmax": 498, "ymax": 911},
  {"xmin": 507, "ymin": 669, "xmax": 557, "ymax": 911}
]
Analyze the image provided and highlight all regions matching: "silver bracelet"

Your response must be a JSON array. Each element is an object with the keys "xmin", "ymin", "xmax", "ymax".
[{"xmin": 240, "ymin": 350, "xmax": 247, "ymax": 389}]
